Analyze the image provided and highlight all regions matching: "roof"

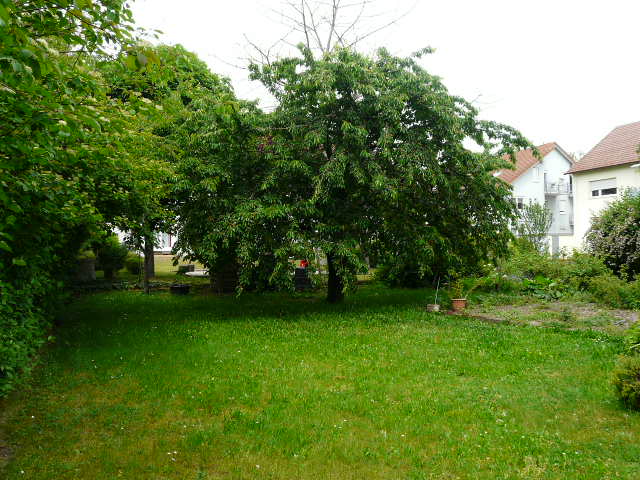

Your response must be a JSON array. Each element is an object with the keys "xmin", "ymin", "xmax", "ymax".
[
  {"xmin": 568, "ymin": 121, "xmax": 640, "ymax": 174},
  {"xmin": 496, "ymin": 142, "xmax": 558, "ymax": 184}
]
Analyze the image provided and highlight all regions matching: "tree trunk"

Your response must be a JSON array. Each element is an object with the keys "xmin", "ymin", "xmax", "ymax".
[
  {"xmin": 143, "ymin": 235, "xmax": 155, "ymax": 294},
  {"xmin": 327, "ymin": 253, "xmax": 344, "ymax": 303}
]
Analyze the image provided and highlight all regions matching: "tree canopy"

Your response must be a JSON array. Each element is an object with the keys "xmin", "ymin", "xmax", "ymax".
[
  {"xmin": 0, "ymin": 0, "xmax": 138, "ymax": 394},
  {"xmin": 172, "ymin": 46, "xmax": 530, "ymax": 302}
]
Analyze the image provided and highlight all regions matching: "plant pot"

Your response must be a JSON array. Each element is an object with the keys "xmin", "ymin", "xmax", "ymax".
[
  {"xmin": 170, "ymin": 283, "xmax": 190, "ymax": 295},
  {"xmin": 426, "ymin": 304, "xmax": 440, "ymax": 312},
  {"xmin": 451, "ymin": 298, "xmax": 467, "ymax": 312}
]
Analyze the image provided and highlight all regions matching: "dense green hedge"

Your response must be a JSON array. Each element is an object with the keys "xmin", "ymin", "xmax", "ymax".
[{"xmin": 0, "ymin": 1, "xmax": 136, "ymax": 395}]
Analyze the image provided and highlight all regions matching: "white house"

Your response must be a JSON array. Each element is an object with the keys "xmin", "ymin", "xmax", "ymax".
[
  {"xmin": 567, "ymin": 121, "xmax": 640, "ymax": 247},
  {"xmin": 495, "ymin": 142, "xmax": 576, "ymax": 253},
  {"xmin": 114, "ymin": 229, "xmax": 177, "ymax": 254}
]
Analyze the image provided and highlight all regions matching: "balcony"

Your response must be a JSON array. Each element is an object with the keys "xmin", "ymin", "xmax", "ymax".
[{"xmin": 545, "ymin": 182, "xmax": 572, "ymax": 195}]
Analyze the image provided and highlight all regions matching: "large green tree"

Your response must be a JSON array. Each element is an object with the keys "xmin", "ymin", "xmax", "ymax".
[
  {"xmin": 175, "ymin": 46, "xmax": 529, "ymax": 302},
  {"xmin": 99, "ymin": 44, "xmax": 230, "ymax": 290}
]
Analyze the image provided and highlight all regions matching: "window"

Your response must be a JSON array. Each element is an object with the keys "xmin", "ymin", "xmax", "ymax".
[
  {"xmin": 558, "ymin": 199, "xmax": 567, "ymax": 214},
  {"xmin": 590, "ymin": 178, "xmax": 617, "ymax": 197},
  {"xmin": 515, "ymin": 197, "xmax": 527, "ymax": 210},
  {"xmin": 534, "ymin": 166, "xmax": 541, "ymax": 182}
]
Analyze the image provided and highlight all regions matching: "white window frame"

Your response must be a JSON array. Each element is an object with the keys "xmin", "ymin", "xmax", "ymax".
[{"xmin": 590, "ymin": 178, "xmax": 617, "ymax": 198}]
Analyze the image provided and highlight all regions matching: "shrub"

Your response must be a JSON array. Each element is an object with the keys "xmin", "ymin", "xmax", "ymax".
[
  {"xmin": 588, "ymin": 274, "xmax": 640, "ymax": 309},
  {"xmin": 95, "ymin": 235, "xmax": 128, "ymax": 280},
  {"xmin": 125, "ymin": 253, "xmax": 142, "ymax": 275},
  {"xmin": 521, "ymin": 275, "xmax": 567, "ymax": 301},
  {"xmin": 561, "ymin": 251, "xmax": 610, "ymax": 290},
  {"xmin": 612, "ymin": 355, "xmax": 640, "ymax": 410},
  {"xmin": 626, "ymin": 323, "xmax": 640, "ymax": 356},
  {"xmin": 375, "ymin": 262, "xmax": 431, "ymax": 288},
  {"xmin": 499, "ymin": 242, "xmax": 565, "ymax": 280},
  {"xmin": 586, "ymin": 190, "xmax": 640, "ymax": 279}
]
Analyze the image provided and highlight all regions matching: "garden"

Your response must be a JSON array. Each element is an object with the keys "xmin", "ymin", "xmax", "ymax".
[
  {"xmin": 2, "ymin": 1, "xmax": 640, "ymax": 478},
  {"xmin": 1, "ymin": 285, "xmax": 640, "ymax": 479}
]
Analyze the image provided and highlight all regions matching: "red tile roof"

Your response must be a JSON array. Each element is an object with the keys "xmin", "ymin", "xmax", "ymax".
[
  {"xmin": 568, "ymin": 121, "xmax": 640, "ymax": 174},
  {"xmin": 496, "ymin": 142, "xmax": 558, "ymax": 184}
]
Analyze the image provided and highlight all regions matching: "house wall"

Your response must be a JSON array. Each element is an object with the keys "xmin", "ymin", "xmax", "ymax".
[
  {"xmin": 511, "ymin": 148, "xmax": 576, "ymax": 251},
  {"xmin": 541, "ymin": 150, "xmax": 574, "ymax": 238},
  {"xmin": 511, "ymin": 163, "xmax": 544, "ymax": 206},
  {"xmin": 572, "ymin": 164, "xmax": 640, "ymax": 248}
]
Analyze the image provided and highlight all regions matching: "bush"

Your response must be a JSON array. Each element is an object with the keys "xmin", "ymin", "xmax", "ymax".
[
  {"xmin": 375, "ymin": 262, "xmax": 431, "ymax": 288},
  {"xmin": 125, "ymin": 253, "xmax": 142, "ymax": 275},
  {"xmin": 522, "ymin": 275, "xmax": 567, "ymax": 300},
  {"xmin": 499, "ymin": 242, "xmax": 565, "ymax": 280},
  {"xmin": 612, "ymin": 355, "xmax": 640, "ymax": 409},
  {"xmin": 561, "ymin": 251, "xmax": 610, "ymax": 290},
  {"xmin": 586, "ymin": 190, "xmax": 640, "ymax": 279},
  {"xmin": 95, "ymin": 235, "xmax": 128, "ymax": 280},
  {"xmin": 588, "ymin": 274, "xmax": 640, "ymax": 309},
  {"xmin": 625, "ymin": 323, "xmax": 640, "ymax": 356}
]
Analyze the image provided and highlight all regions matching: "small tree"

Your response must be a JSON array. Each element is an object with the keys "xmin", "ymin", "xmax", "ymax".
[
  {"xmin": 516, "ymin": 202, "xmax": 553, "ymax": 254},
  {"xmin": 586, "ymin": 190, "xmax": 640, "ymax": 278}
]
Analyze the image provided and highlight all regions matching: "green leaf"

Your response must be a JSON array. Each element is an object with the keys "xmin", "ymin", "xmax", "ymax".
[
  {"xmin": 124, "ymin": 54, "xmax": 137, "ymax": 71},
  {"xmin": 0, "ymin": 4, "xmax": 10, "ymax": 26},
  {"xmin": 12, "ymin": 258, "xmax": 27, "ymax": 266}
]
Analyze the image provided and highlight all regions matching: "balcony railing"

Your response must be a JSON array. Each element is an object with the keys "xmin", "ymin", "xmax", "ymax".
[{"xmin": 545, "ymin": 182, "xmax": 572, "ymax": 195}]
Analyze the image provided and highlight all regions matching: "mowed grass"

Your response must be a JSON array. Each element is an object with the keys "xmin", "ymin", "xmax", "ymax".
[{"xmin": 2, "ymin": 286, "xmax": 640, "ymax": 479}]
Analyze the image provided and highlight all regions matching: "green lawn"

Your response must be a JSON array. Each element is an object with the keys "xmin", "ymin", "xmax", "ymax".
[{"xmin": 2, "ymin": 286, "xmax": 640, "ymax": 479}]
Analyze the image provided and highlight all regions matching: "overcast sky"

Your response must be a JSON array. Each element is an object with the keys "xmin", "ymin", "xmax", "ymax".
[{"xmin": 132, "ymin": 0, "xmax": 640, "ymax": 156}]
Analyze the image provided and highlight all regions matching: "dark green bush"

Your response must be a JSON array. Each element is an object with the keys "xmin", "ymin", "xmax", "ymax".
[
  {"xmin": 95, "ymin": 235, "xmax": 128, "ymax": 280},
  {"xmin": 587, "ymin": 190, "xmax": 640, "ymax": 279},
  {"xmin": 521, "ymin": 275, "xmax": 567, "ymax": 300},
  {"xmin": 499, "ymin": 243, "xmax": 565, "ymax": 279},
  {"xmin": 561, "ymin": 251, "xmax": 610, "ymax": 290},
  {"xmin": 588, "ymin": 274, "xmax": 640, "ymax": 309},
  {"xmin": 374, "ymin": 262, "xmax": 431, "ymax": 288},
  {"xmin": 625, "ymin": 323, "xmax": 640, "ymax": 356},
  {"xmin": 125, "ymin": 253, "xmax": 142, "ymax": 275},
  {"xmin": 613, "ymin": 355, "xmax": 640, "ymax": 410}
]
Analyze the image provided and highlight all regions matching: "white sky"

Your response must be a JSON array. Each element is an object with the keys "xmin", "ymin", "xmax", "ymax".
[{"xmin": 132, "ymin": 0, "xmax": 640, "ymax": 155}]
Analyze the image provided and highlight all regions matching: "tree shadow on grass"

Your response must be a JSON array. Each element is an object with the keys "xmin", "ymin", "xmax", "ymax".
[{"xmin": 63, "ymin": 284, "xmax": 440, "ymax": 331}]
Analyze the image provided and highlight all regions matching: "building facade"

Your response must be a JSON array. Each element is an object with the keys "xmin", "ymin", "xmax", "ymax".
[
  {"xmin": 568, "ymin": 121, "xmax": 640, "ymax": 246},
  {"xmin": 495, "ymin": 142, "xmax": 576, "ymax": 253}
]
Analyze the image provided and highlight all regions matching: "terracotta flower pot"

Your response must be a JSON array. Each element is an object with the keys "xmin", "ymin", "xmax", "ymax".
[{"xmin": 451, "ymin": 298, "xmax": 467, "ymax": 312}]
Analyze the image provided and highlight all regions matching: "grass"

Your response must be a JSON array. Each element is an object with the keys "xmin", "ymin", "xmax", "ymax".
[
  {"xmin": 2, "ymin": 285, "xmax": 640, "ymax": 479},
  {"xmin": 91, "ymin": 254, "xmax": 209, "ymax": 287}
]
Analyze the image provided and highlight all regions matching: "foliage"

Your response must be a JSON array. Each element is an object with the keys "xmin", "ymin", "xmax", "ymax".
[
  {"xmin": 236, "ymin": 46, "xmax": 531, "ymax": 302},
  {"xmin": 125, "ymin": 253, "xmax": 143, "ymax": 275},
  {"xmin": 100, "ymin": 44, "xmax": 230, "ymax": 257},
  {"xmin": 498, "ymin": 242, "xmax": 565, "ymax": 279},
  {"xmin": 374, "ymin": 260, "xmax": 431, "ymax": 288},
  {"xmin": 586, "ymin": 190, "xmax": 640, "ymax": 279},
  {"xmin": 515, "ymin": 202, "xmax": 553, "ymax": 254},
  {"xmin": 521, "ymin": 275, "xmax": 566, "ymax": 301},
  {"xmin": 95, "ymin": 236, "xmax": 128, "ymax": 280},
  {"xmin": 170, "ymin": 83, "xmax": 280, "ymax": 292},
  {"xmin": 0, "ymin": 0, "xmax": 136, "ymax": 394},
  {"xmin": 625, "ymin": 322, "xmax": 640, "ymax": 356},
  {"xmin": 561, "ymin": 250, "xmax": 610, "ymax": 290},
  {"xmin": 612, "ymin": 355, "xmax": 640, "ymax": 410},
  {"xmin": 588, "ymin": 274, "xmax": 640, "ymax": 310}
]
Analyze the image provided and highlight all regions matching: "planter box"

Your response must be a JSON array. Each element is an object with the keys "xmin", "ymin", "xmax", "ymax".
[{"xmin": 451, "ymin": 298, "xmax": 467, "ymax": 312}]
